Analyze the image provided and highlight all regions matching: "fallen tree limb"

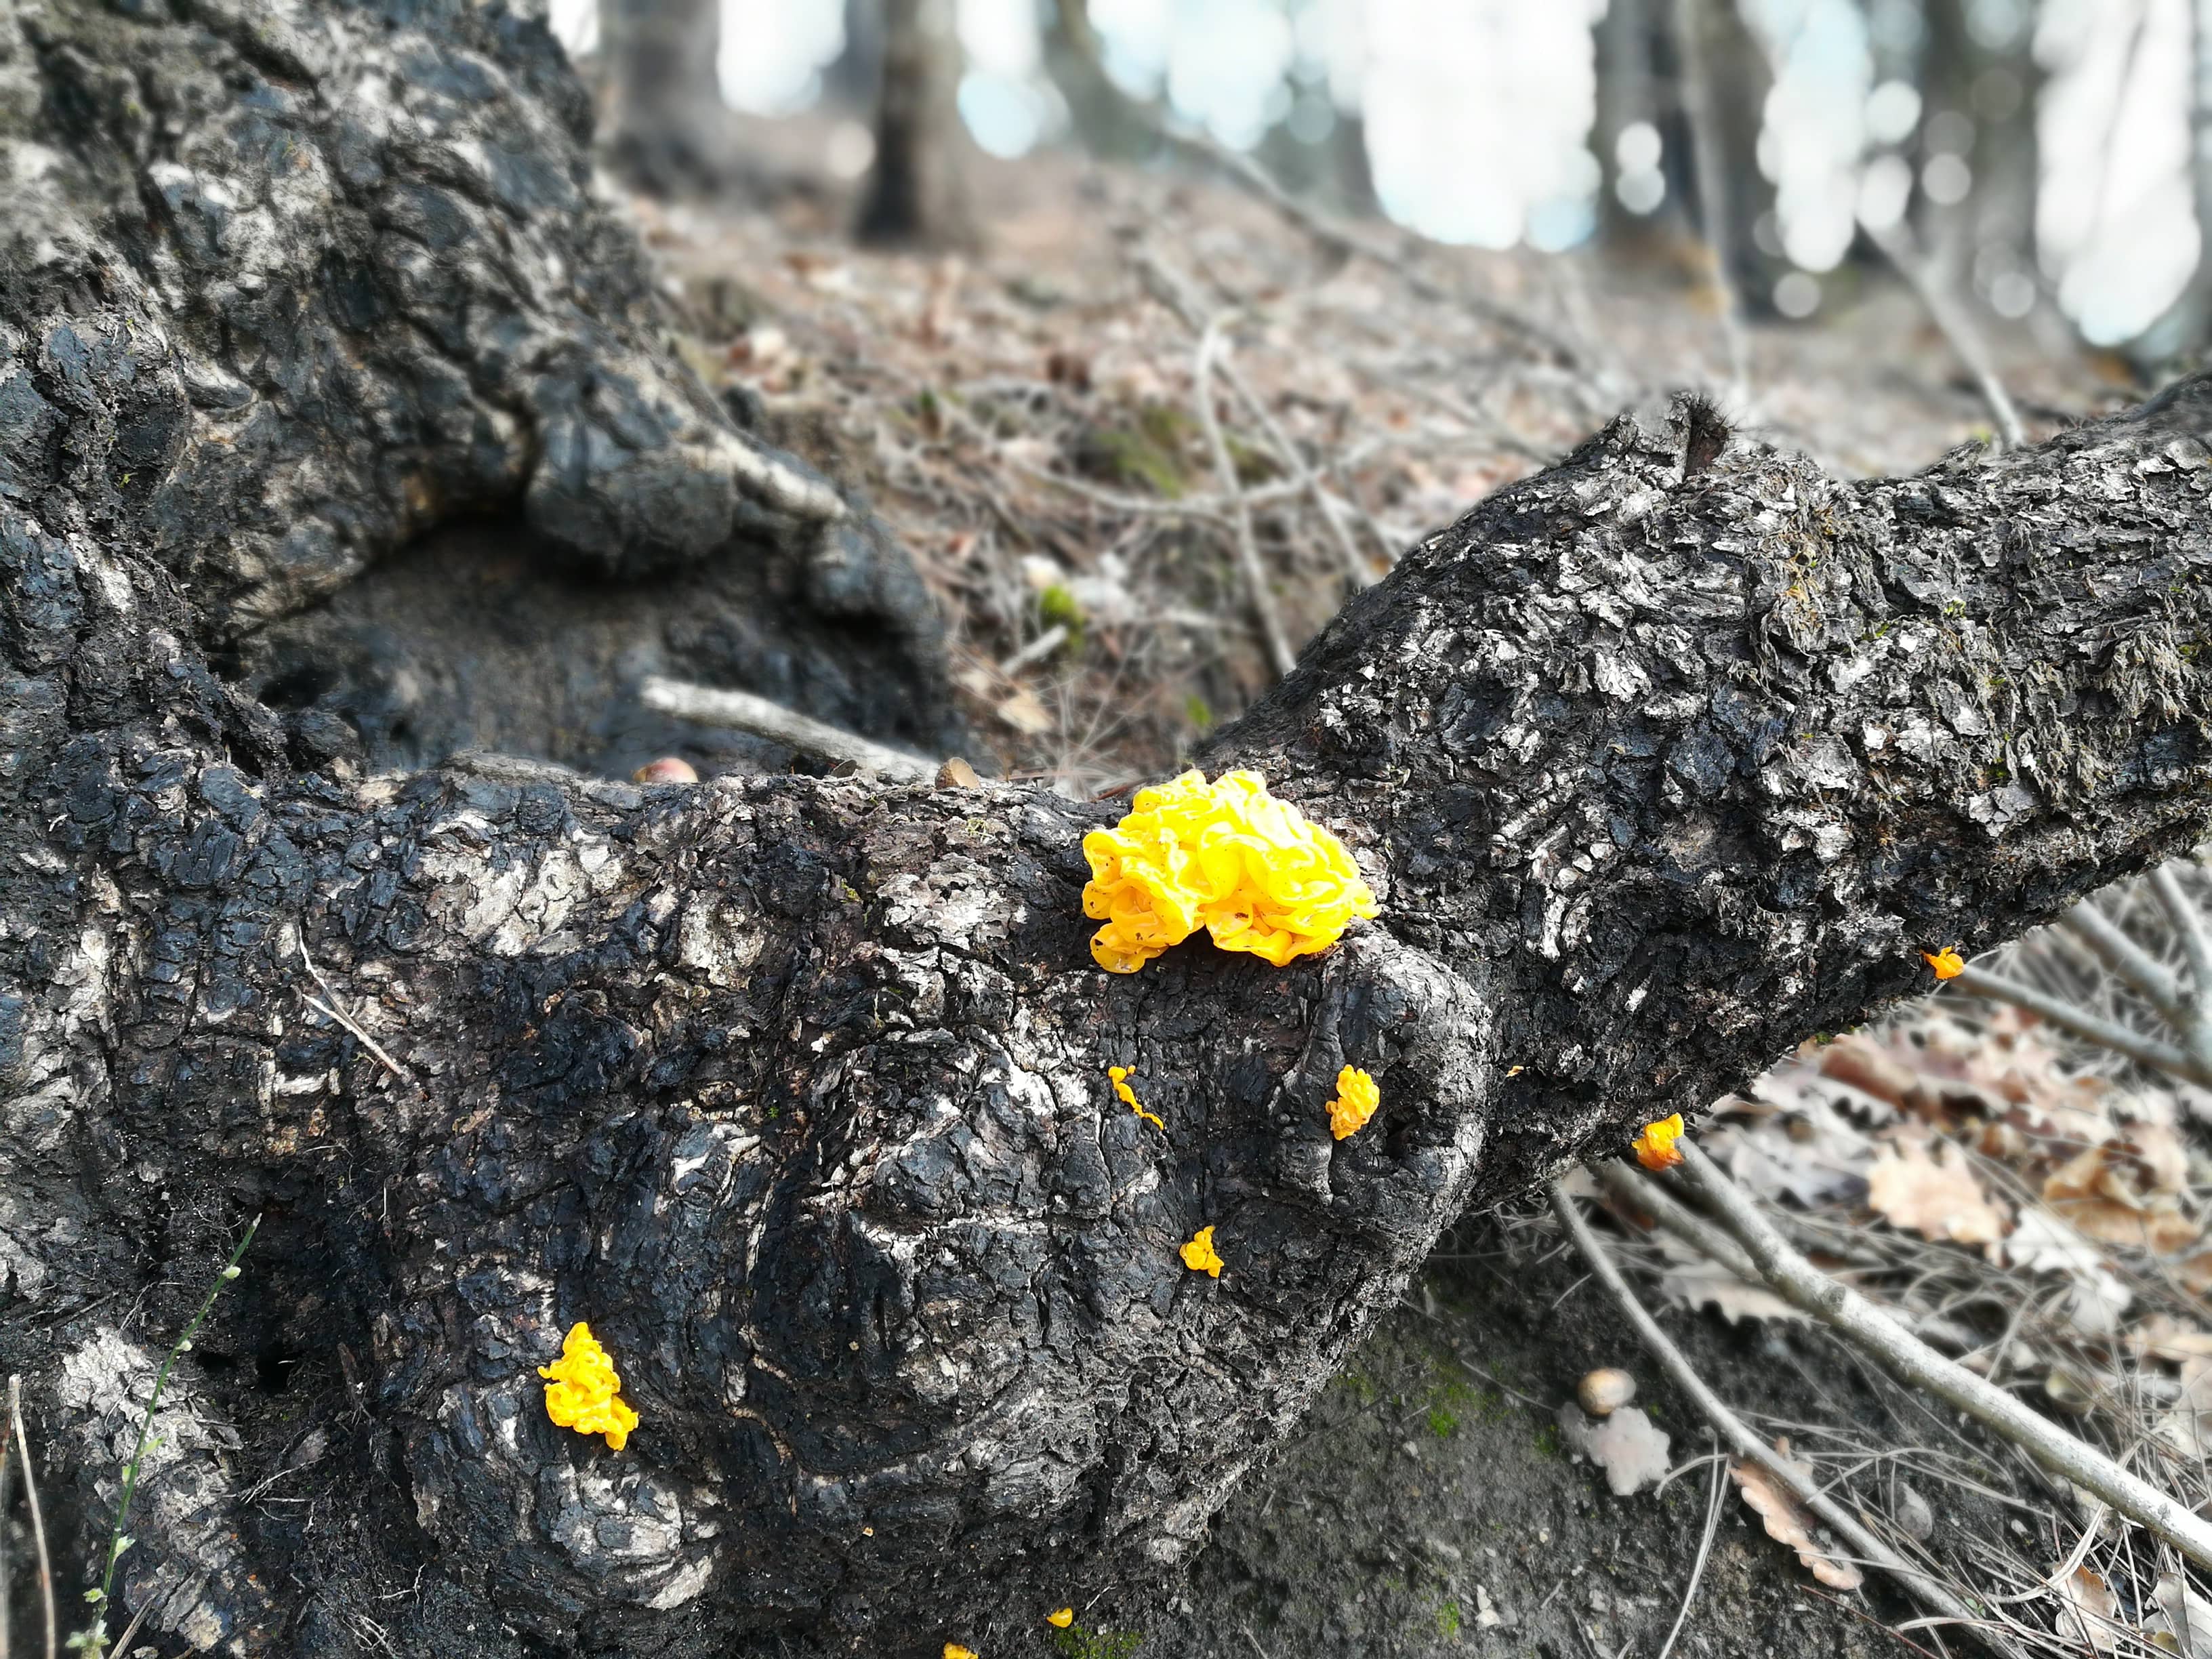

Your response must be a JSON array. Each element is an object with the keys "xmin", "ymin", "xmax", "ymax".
[{"xmin": 9, "ymin": 1, "xmax": 2212, "ymax": 1653}]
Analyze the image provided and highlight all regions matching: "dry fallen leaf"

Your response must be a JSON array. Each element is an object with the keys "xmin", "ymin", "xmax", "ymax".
[
  {"xmin": 2151, "ymin": 1572, "xmax": 2212, "ymax": 1659},
  {"xmin": 1867, "ymin": 1138, "xmax": 2009, "ymax": 1246},
  {"xmin": 1728, "ymin": 1439, "xmax": 1864, "ymax": 1591},
  {"xmin": 2046, "ymin": 1197, "xmax": 2200, "ymax": 1256},
  {"xmin": 996, "ymin": 689, "xmax": 1055, "ymax": 735},
  {"xmin": 2133, "ymin": 1315, "xmax": 2212, "ymax": 1365},
  {"xmin": 2155, "ymin": 1357, "xmax": 2212, "ymax": 1461},
  {"xmin": 1652, "ymin": 1232, "xmax": 1809, "ymax": 1326},
  {"xmin": 2053, "ymin": 1563, "xmax": 2121, "ymax": 1656},
  {"xmin": 1555, "ymin": 1401, "xmax": 1671, "ymax": 1496}
]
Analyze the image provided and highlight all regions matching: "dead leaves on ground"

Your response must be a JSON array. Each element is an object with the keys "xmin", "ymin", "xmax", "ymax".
[
  {"xmin": 1728, "ymin": 1439, "xmax": 1864, "ymax": 1591},
  {"xmin": 1555, "ymin": 1399, "xmax": 1671, "ymax": 1496},
  {"xmin": 1671, "ymin": 1002, "xmax": 2207, "ymax": 1353},
  {"xmin": 1866, "ymin": 1137, "xmax": 2008, "ymax": 1247}
]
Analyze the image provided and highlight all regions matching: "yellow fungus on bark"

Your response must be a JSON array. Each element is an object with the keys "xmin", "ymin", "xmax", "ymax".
[
  {"xmin": 1179, "ymin": 1225, "xmax": 1224, "ymax": 1277},
  {"xmin": 1922, "ymin": 946, "xmax": 1965, "ymax": 980},
  {"xmin": 1326, "ymin": 1065, "xmax": 1380, "ymax": 1140},
  {"xmin": 1046, "ymin": 1607, "xmax": 1075, "ymax": 1629},
  {"xmin": 1108, "ymin": 1065, "xmax": 1165, "ymax": 1130},
  {"xmin": 945, "ymin": 1645, "xmax": 980, "ymax": 1659},
  {"xmin": 1080, "ymin": 770, "xmax": 1377, "ymax": 973},
  {"xmin": 1632, "ymin": 1113, "xmax": 1685, "ymax": 1172},
  {"xmin": 538, "ymin": 1322, "xmax": 640, "ymax": 1450}
]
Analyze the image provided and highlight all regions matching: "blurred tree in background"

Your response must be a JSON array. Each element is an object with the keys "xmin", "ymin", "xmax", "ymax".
[{"xmin": 569, "ymin": 0, "xmax": 2212, "ymax": 372}]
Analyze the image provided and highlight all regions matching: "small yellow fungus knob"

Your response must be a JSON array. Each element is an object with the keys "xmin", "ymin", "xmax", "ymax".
[
  {"xmin": 1108, "ymin": 1065, "xmax": 1165, "ymax": 1129},
  {"xmin": 1631, "ymin": 1113, "xmax": 1685, "ymax": 1172},
  {"xmin": 538, "ymin": 1322, "xmax": 640, "ymax": 1451},
  {"xmin": 1326, "ymin": 1065, "xmax": 1380, "ymax": 1140},
  {"xmin": 1046, "ymin": 1608, "xmax": 1075, "ymax": 1629},
  {"xmin": 1921, "ymin": 946, "xmax": 1965, "ymax": 981},
  {"xmin": 945, "ymin": 1645, "xmax": 980, "ymax": 1659},
  {"xmin": 1179, "ymin": 1225, "xmax": 1225, "ymax": 1277},
  {"xmin": 1080, "ymin": 769, "xmax": 1377, "ymax": 973}
]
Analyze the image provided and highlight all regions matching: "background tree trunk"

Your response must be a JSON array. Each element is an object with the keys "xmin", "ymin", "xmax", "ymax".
[
  {"xmin": 598, "ymin": 0, "xmax": 731, "ymax": 192},
  {"xmin": 857, "ymin": 0, "xmax": 981, "ymax": 249},
  {"xmin": 1595, "ymin": 0, "xmax": 1689, "ymax": 247},
  {"xmin": 11, "ymin": 3, "xmax": 2212, "ymax": 1658},
  {"xmin": 1915, "ymin": 0, "xmax": 2043, "ymax": 314}
]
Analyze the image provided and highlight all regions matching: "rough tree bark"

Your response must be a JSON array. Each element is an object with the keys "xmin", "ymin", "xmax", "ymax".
[{"xmin": 9, "ymin": 3, "xmax": 2212, "ymax": 1658}]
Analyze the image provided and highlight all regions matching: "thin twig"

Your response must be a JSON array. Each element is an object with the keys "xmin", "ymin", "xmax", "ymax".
[
  {"xmin": 2058, "ymin": 900, "xmax": 2186, "ymax": 1020},
  {"xmin": 2152, "ymin": 863, "xmax": 2212, "ymax": 1012},
  {"xmin": 1954, "ymin": 963, "xmax": 2212, "ymax": 1088},
  {"xmin": 1668, "ymin": 0, "xmax": 1754, "ymax": 403},
  {"xmin": 99, "ymin": 1595, "xmax": 154, "ymax": 1659},
  {"xmin": 295, "ymin": 939, "xmax": 415, "ymax": 1085},
  {"xmin": 7, "ymin": 1376, "xmax": 54, "ymax": 1659},
  {"xmin": 1654, "ymin": 1441, "xmax": 1727, "ymax": 1659},
  {"xmin": 1164, "ymin": 128, "xmax": 1588, "ymax": 372},
  {"xmin": 1193, "ymin": 323, "xmax": 1296, "ymax": 680},
  {"xmin": 1673, "ymin": 1139, "xmax": 2212, "ymax": 1577},
  {"xmin": 639, "ymin": 676, "xmax": 939, "ymax": 781},
  {"xmin": 1862, "ymin": 218, "xmax": 2025, "ymax": 451},
  {"xmin": 86, "ymin": 1220, "xmax": 262, "ymax": 1649},
  {"xmin": 1132, "ymin": 249, "xmax": 1377, "ymax": 588},
  {"xmin": 1546, "ymin": 1180, "xmax": 2010, "ymax": 1653}
]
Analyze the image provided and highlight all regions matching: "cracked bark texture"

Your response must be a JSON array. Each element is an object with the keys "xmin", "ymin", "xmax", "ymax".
[{"xmin": 8, "ymin": 2, "xmax": 2212, "ymax": 1656}]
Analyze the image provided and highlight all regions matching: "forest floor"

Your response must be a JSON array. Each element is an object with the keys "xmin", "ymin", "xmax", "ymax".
[{"xmin": 626, "ymin": 125, "xmax": 2212, "ymax": 1659}]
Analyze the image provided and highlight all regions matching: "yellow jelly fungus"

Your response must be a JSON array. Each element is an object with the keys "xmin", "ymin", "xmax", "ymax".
[
  {"xmin": 1180, "ymin": 1225, "xmax": 1225, "ymax": 1277},
  {"xmin": 945, "ymin": 1646, "xmax": 979, "ymax": 1659},
  {"xmin": 1327, "ymin": 1065, "xmax": 1380, "ymax": 1141},
  {"xmin": 538, "ymin": 1322, "xmax": 640, "ymax": 1451},
  {"xmin": 1922, "ymin": 946, "xmax": 1965, "ymax": 981},
  {"xmin": 1109, "ymin": 1065, "xmax": 1165, "ymax": 1130},
  {"xmin": 1047, "ymin": 1609, "xmax": 1076, "ymax": 1629},
  {"xmin": 1632, "ymin": 1113, "xmax": 1685, "ymax": 1172},
  {"xmin": 1081, "ymin": 770, "xmax": 1378, "ymax": 974}
]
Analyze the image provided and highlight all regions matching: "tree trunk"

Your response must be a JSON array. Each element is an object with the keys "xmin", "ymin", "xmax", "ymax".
[
  {"xmin": 856, "ymin": 0, "xmax": 979, "ymax": 249},
  {"xmin": 599, "ymin": 0, "xmax": 730, "ymax": 192},
  {"xmin": 1595, "ymin": 0, "xmax": 1687, "ymax": 245},
  {"xmin": 2145, "ymin": 0, "xmax": 2212, "ymax": 363},
  {"xmin": 1916, "ymin": 0, "xmax": 2041, "ymax": 314},
  {"xmin": 1670, "ymin": 0, "xmax": 1776, "ymax": 325},
  {"xmin": 11, "ymin": 3, "xmax": 2212, "ymax": 1657}
]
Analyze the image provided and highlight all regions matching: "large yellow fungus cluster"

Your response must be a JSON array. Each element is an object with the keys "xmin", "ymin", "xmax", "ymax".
[
  {"xmin": 539, "ymin": 1322, "xmax": 639, "ymax": 1450},
  {"xmin": 1327, "ymin": 1067, "xmax": 1380, "ymax": 1141},
  {"xmin": 1081, "ymin": 770, "xmax": 1378, "ymax": 974}
]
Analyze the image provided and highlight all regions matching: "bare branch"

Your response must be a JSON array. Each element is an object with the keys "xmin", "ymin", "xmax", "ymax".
[
  {"xmin": 1547, "ymin": 1181, "xmax": 2011, "ymax": 1653},
  {"xmin": 638, "ymin": 676, "xmax": 941, "ymax": 781},
  {"xmin": 1193, "ymin": 323, "xmax": 1298, "ymax": 680},
  {"xmin": 1672, "ymin": 1140, "xmax": 2212, "ymax": 1577}
]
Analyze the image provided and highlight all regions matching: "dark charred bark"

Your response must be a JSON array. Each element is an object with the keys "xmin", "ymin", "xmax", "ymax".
[
  {"xmin": 10, "ymin": 3, "xmax": 2212, "ymax": 1658},
  {"xmin": 855, "ymin": 0, "xmax": 979, "ymax": 250}
]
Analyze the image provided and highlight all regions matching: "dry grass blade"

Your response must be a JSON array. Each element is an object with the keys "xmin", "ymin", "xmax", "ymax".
[
  {"xmin": 1544, "ymin": 1178, "xmax": 2014, "ymax": 1654},
  {"xmin": 1673, "ymin": 1139, "xmax": 2212, "ymax": 1576},
  {"xmin": 1192, "ymin": 322, "xmax": 1295, "ymax": 680},
  {"xmin": 1653, "ymin": 1444, "xmax": 1728, "ymax": 1659},
  {"xmin": 6, "ymin": 1376, "xmax": 54, "ymax": 1659},
  {"xmin": 295, "ymin": 937, "xmax": 417, "ymax": 1086}
]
